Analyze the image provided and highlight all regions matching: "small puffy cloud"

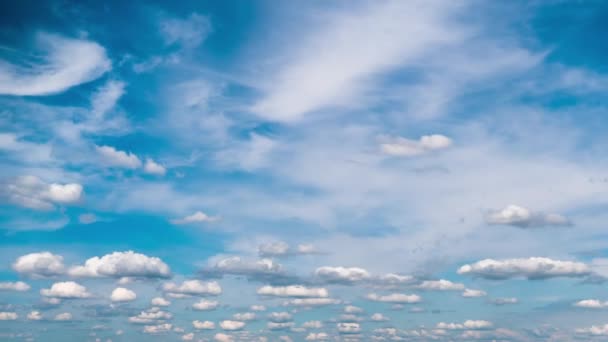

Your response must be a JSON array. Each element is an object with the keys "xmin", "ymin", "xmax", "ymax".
[
  {"xmin": 375, "ymin": 273, "xmax": 415, "ymax": 287},
  {"xmin": 204, "ymin": 256, "xmax": 290, "ymax": 283},
  {"xmin": 192, "ymin": 299, "xmax": 219, "ymax": 311},
  {"xmin": 0, "ymin": 33, "xmax": 110, "ymax": 96},
  {"xmin": 0, "ymin": 281, "xmax": 30, "ymax": 291},
  {"xmin": 68, "ymin": 251, "xmax": 171, "ymax": 279},
  {"xmin": 0, "ymin": 312, "xmax": 18, "ymax": 320},
  {"xmin": 282, "ymin": 298, "xmax": 340, "ymax": 307},
  {"xmin": 54, "ymin": 312, "xmax": 72, "ymax": 321},
  {"xmin": 492, "ymin": 297, "xmax": 518, "ymax": 305},
  {"xmin": 233, "ymin": 312, "xmax": 256, "ymax": 321},
  {"xmin": 78, "ymin": 213, "xmax": 98, "ymax": 224},
  {"xmin": 214, "ymin": 333, "xmax": 234, "ymax": 342},
  {"xmin": 160, "ymin": 13, "xmax": 211, "ymax": 48},
  {"xmin": 162, "ymin": 280, "xmax": 222, "ymax": 297},
  {"xmin": 268, "ymin": 312, "xmax": 292, "ymax": 323},
  {"xmin": 574, "ymin": 299, "xmax": 608, "ymax": 309},
  {"xmin": 143, "ymin": 323, "xmax": 173, "ymax": 334},
  {"xmin": 193, "ymin": 320, "xmax": 215, "ymax": 330},
  {"xmin": 258, "ymin": 241, "xmax": 319, "ymax": 257},
  {"xmin": 171, "ymin": 211, "xmax": 219, "ymax": 224},
  {"xmin": 96, "ymin": 145, "xmax": 142, "ymax": 169},
  {"xmin": 485, "ymin": 205, "xmax": 571, "ymax": 228},
  {"xmin": 129, "ymin": 308, "xmax": 172, "ymax": 324},
  {"xmin": 144, "ymin": 158, "xmax": 167, "ymax": 176},
  {"xmin": 462, "ymin": 289, "xmax": 487, "ymax": 298},
  {"xmin": 366, "ymin": 293, "xmax": 421, "ymax": 303},
  {"xmin": 371, "ymin": 313, "xmax": 389, "ymax": 321},
  {"xmin": 344, "ymin": 305, "xmax": 364, "ymax": 314},
  {"xmin": 5, "ymin": 175, "xmax": 83, "ymax": 211},
  {"xmin": 416, "ymin": 279, "xmax": 464, "ymax": 291},
  {"xmin": 151, "ymin": 297, "xmax": 171, "ymax": 307},
  {"xmin": 182, "ymin": 332, "xmax": 194, "ymax": 341},
  {"xmin": 315, "ymin": 266, "xmax": 370, "ymax": 284},
  {"xmin": 302, "ymin": 321, "xmax": 323, "ymax": 329},
  {"xmin": 457, "ymin": 257, "xmax": 590, "ymax": 280},
  {"xmin": 110, "ymin": 287, "xmax": 137, "ymax": 302},
  {"xmin": 306, "ymin": 332, "xmax": 329, "ymax": 340},
  {"xmin": 40, "ymin": 281, "xmax": 91, "ymax": 299},
  {"xmin": 257, "ymin": 285, "xmax": 328, "ymax": 298},
  {"xmin": 250, "ymin": 305, "xmax": 266, "ymax": 311},
  {"xmin": 337, "ymin": 322, "xmax": 361, "ymax": 334},
  {"xmin": 380, "ymin": 134, "xmax": 452, "ymax": 157},
  {"xmin": 27, "ymin": 311, "xmax": 42, "ymax": 321},
  {"xmin": 219, "ymin": 320, "xmax": 245, "ymax": 331},
  {"xmin": 436, "ymin": 320, "xmax": 493, "ymax": 330},
  {"xmin": 576, "ymin": 324, "xmax": 608, "ymax": 336},
  {"xmin": 268, "ymin": 322, "xmax": 294, "ymax": 330}
]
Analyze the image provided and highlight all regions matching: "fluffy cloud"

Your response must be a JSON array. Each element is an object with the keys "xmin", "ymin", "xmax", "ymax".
[
  {"xmin": 171, "ymin": 211, "xmax": 219, "ymax": 224},
  {"xmin": 257, "ymin": 285, "xmax": 328, "ymax": 298},
  {"xmin": 306, "ymin": 332, "xmax": 329, "ymax": 340},
  {"xmin": 462, "ymin": 289, "xmax": 487, "ymax": 298},
  {"xmin": 282, "ymin": 298, "xmax": 340, "ymax": 307},
  {"xmin": 129, "ymin": 308, "xmax": 172, "ymax": 324},
  {"xmin": 371, "ymin": 313, "xmax": 389, "ymax": 321},
  {"xmin": 41, "ymin": 281, "xmax": 91, "ymax": 299},
  {"xmin": 143, "ymin": 323, "xmax": 172, "ymax": 334},
  {"xmin": 96, "ymin": 145, "xmax": 142, "ymax": 169},
  {"xmin": 0, "ymin": 33, "xmax": 110, "ymax": 96},
  {"xmin": 0, "ymin": 312, "xmax": 18, "ymax": 320},
  {"xmin": 203, "ymin": 256, "xmax": 291, "ymax": 283},
  {"xmin": 143, "ymin": 158, "xmax": 167, "ymax": 175},
  {"xmin": 5, "ymin": 175, "xmax": 83, "ymax": 211},
  {"xmin": 302, "ymin": 321, "xmax": 323, "ymax": 329},
  {"xmin": 344, "ymin": 305, "xmax": 363, "ymax": 314},
  {"xmin": 416, "ymin": 279, "xmax": 464, "ymax": 291},
  {"xmin": 193, "ymin": 320, "xmax": 215, "ymax": 329},
  {"xmin": 268, "ymin": 312, "xmax": 292, "ymax": 323},
  {"xmin": 214, "ymin": 333, "xmax": 234, "ymax": 342},
  {"xmin": 366, "ymin": 293, "xmax": 421, "ymax": 303},
  {"xmin": 110, "ymin": 287, "xmax": 137, "ymax": 302},
  {"xmin": 162, "ymin": 280, "xmax": 222, "ymax": 296},
  {"xmin": 0, "ymin": 281, "xmax": 30, "ymax": 291},
  {"xmin": 315, "ymin": 266, "xmax": 370, "ymax": 284},
  {"xmin": 268, "ymin": 322, "xmax": 294, "ymax": 330},
  {"xmin": 457, "ymin": 257, "xmax": 591, "ymax": 280},
  {"xmin": 380, "ymin": 134, "xmax": 452, "ymax": 157},
  {"xmin": 219, "ymin": 320, "xmax": 245, "ymax": 331},
  {"xmin": 436, "ymin": 320, "xmax": 493, "ymax": 330},
  {"xmin": 576, "ymin": 324, "xmax": 608, "ymax": 336},
  {"xmin": 492, "ymin": 297, "xmax": 518, "ymax": 305},
  {"xmin": 258, "ymin": 241, "xmax": 319, "ymax": 257},
  {"xmin": 27, "ymin": 311, "xmax": 42, "ymax": 321},
  {"xmin": 151, "ymin": 297, "xmax": 171, "ymax": 306},
  {"xmin": 182, "ymin": 332, "xmax": 194, "ymax": 341},
  {"xmin": 233, "ymin": 312, "xmax": 256, "ymax": 321},
  {"xmin": 485, "ymin": 204, "xmax": 571, "ymax": 228},
  {"xmin": 574, "ymin": 299, "xmax": 608, "ymax": 309},
  {"xmin": 192, "ymin": 299, "xmax": 219, "ymax": 311},
  {"xmin": 68, "ymin": 251, "xmax": 171, "ymax": 279},
  {"xmin": 337, "ymin": 322, "xmax": 361, "ymax": 334},
  {"xmin": 250, "ymin": 305, "xmax": 266, "ymax": 311},
  {"xmin": 54, "ymin": 312, "xmax": 72, "ymax": 321}
]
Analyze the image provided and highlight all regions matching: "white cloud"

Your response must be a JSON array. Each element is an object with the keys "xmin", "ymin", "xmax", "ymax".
[
  {"xmin": 208, "ymin": 256, "xmax": 284, "ymax": 280},
  {"xmin": 380, "ymin": 134, "xmax": 452, "ymax": 157},
  {"xmin": 160, "ymin": 13, "xmax": 211, "ymax": 49},
  {"xmin": 462, "ymin": 289, "xmax": 487, "ymax": 298},
  {"xmin": 143, "ymin": 323, "xmax": 172, "ymax": 334},
  {"xmin": 27, "ymin": 311, "xmax": 42, "ymax": 321},
  {"xmin": 40, "ymin": 281, "xmax": 91, "ymax": 299},
  {"xmin": 91, "ymin": 80, "xmax": 125, "ymax": 119},
  {"xmin": 250, "ymin": 305, "xmax": 266, "ymax": 311},
  {"xmin": 144, "ymin": 158, "xmax": 167, "ymax": 176},
  {"xmin": 337, "ymin": 322, "xmax": 361, "ymax": 334},
  {"xmin": 268, "ymin": 322, "xmax": 294, "ymax": 330},
  {"xmin": 219, "ymin": 320, "xmax": 245, "ymax": 331},
  {"xmin": 151, "ymin": 297, "xmax": 171, "ymax": 307},
  {"xmin": 0, "ymin": 33, "xmax": 110, "ymax": 96},
  {"xmin": 192, "ymin": 299, "xmax": 219, "ymax": 311},
  {"xmin": 344, "ymin": 305, "xmax": 363, "ymax": 314},
  {"xmin": 54, "ymin": 312, "xmax": 72, "ymax": 321},
  {"xmin": 257, "ymin": 285, "xmax": 328, "ymax": 298},
  {"xmin": 576, "ymin": 324, "xmax": 608, "ymax": 336},
  {"xmin": 214, "ymin": 333, "xmax": 234, "ymax": 342},
  {"xmin": 96, "ymin": 145, "xmax": 142, "ymax": 169},
  {"xmin": 68, "ymin": 251, "xmax": 171, "ymax": 279},
  {"xmin": 0, "ymin": 281, "xmax": 30, "ymax": 291},
  {"xmin": 129, "ymin": 308, "xmax": 172, "ymax": 324},
  {"xmin": 268, "ymin": 312, "xmax": 292, "ymax": 323},
  {"xmin": 233, "ymin": 312, "xmax": 256, "ymax": 321},
  {"xmin": 110, "ymin": 287, "xmax": 137, "ymax": 302},
  {"xmin": 251, "ymin": 1, "xmax": 465, "ymax": 122},
  {"xmin": 13, "ymin": 252, "xmax": 65, "ymax": 277},
  {"xmin": 366, "ymin": 293, "xmax": 421, "ymax": 304},
  {"xmin": 171, "ymin": 211, "xmax": 219, "ymax": 224},
  {"xmin": 182, "ymin": 332, "xmax": 194, "ymax": 341},
  {"xmin": 162, "ymin": 280, "xmax": 222, "ymax": 296},
  {"xmin": 371, "ymin": 313, "xmax": 389, "ymax": 321},
  {"xmin": 5, "ymin": 175, "xmax": 83, "ymax": 211},
  {"xmin": 302, "ymin": 321, "xmax": 323, "ymax": 329},
  {"xmin": 457, "ymin": 257, "xmax": 591, "ymax": 280},
  {"xmin": 0, "ymin": 312, "xmax": 18, "ymax": 320},
  {"xmin": 282, "ymin": 298, "xmax": 340, "ymax": 307},
  {"xmin": 492, "ymin": 297, "xmax": 518, "ymax": 305},
  {"xmin": 416, "ymin": 279, "xmax": 464, "ymax": 291},
  {"xmin": 574, "ymin": 299, "xmax": 608, "ymax": 309},
  {"xmin": 306, "ymin": 332, "xmax": 329, "ymax": 340},
  {"xmin": 485, "ymin": 204, "xmax": 571, "ymax": 227},
  {"xmin": 0, "ymin": 133, "xmax": 53, "ymax": 163},
  {"xmin": 193, "ymin": 320, "xmax": 215, "ymax": 330},
  {"xmin": 258, "ymin": 241, "xmax": 319, "ymax": 257},
  {"xmin": 437, "ymin": 320, "xmax": 493, "ymax": 330},
  {"xmin": 315, "ymin": 266, "xmax": 370, "ymax": 283}
]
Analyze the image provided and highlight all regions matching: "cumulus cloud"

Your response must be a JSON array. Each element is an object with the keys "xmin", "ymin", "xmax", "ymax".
[
  {"xmin": 380, "ymin": 134, "xmax": 452, "ymax": 157},
  {"xmin": 457, "ymin": 257, "xmax": 591, "ymax": 280},
  {"xmin": 171, "ymin": 211, "xmax": 219, "ymax": 224},
  {"xmin": 151, "ymin": 297, "xmax": 171, "ymax": 306},
  {"xmin": 371, "ymin": 313, "xmax": 389, "ymax": 321},
  {"xmin": 416, "ymin": 279, "xmax": 464, "ymax": 291},
  {"xmin": 129, "ymin": 308, "xmax": 172, "ymax": 324},
  {"xmin": 344, "ymin": 305, "xmax": 364, "ymax": 314},
  {"xmin": 110, "ymin": 287, "xmax": 137, "ymax": 302},
  {"xmin": 462, "ymin": 289, "xmax": 487, "ymax": 298},
  {"xmin": 492, "ymin": 297, "xmax": 518, "ymax": 305},
  {"xmin": 193, "ymin": 320, "xmax": 215, "ymax": 329},
  {"xmin": 219, "ymin": 320, "xmax": 245, "ymax": 331},
  {"xmin": 257, "ymin": 285, "xmax": 328, "ymax": 298},
  {"xmin": 574, "ymin": 299, "xmax": 608, "ymax": 309},
  {"xmin": 68, "ymin": 251, "xmax": 171, "ymax": 279},
  {"xmin": 366, "ymin": 293, "xmax": 421, "ymax": 303},
  {"xmin": 258, "ymin": 241, "xmax": 319, "ymax": 257},
  {"xmin": 143, "ymin": 323, "xmax": 172, "ymax": 334},
  {"xmin": 306, "ymin": 332, "xmax": 329, "ymax": 340},
  {"xmin": 162, "ymin": 280, "xmax": 222, "ymax": 297},
  {"xmin": 143, "ymin": 158, "xmax": 167, "ymax": 176},
  {"xmin": 268, "ymin": 321, "xmax": 294, "ymax": 330},
  {"xmin": 54, "ymin": 312, "xmax": 72, "ymax": 321},
  {"xmin": 96, "ymin": 145, "xmax": 142, "ymax": 169},
  {"xmin": 282, "ymin": 298, "xmax": 340, "ymax": 307},
  {"xmin": 302, "ymin": 321, "xmax": 323, "ymax": 329},
  {"xmin": 41, "ymin": 281, "xmax": 91, "ymax": 299},
  {"xmin": 192, "ymin": 299, "xmax": 219, "ymax": 311},
  {"xmin": 576, "ymin": 324, "xmax": 608, "ymax": 336},
  {"xmin": 0, "ymin": 33, "xmax": 110, "ymax": 96},
  {"xmin": 233, "ymin": 312, "xmax": 256, "ymax": 321},
  {"xmin": 0, "ymin": 281, "xmax": 30, "ymax": 291},
  {"xmin": 485, "ymin": 204, "xmax": 571, "ymax": 228},
  {"xmin": 268, "ymin": 312, "xmax": 292, "ymax": 323},
  {"xmin": 337, "ymin": 322, "xmax": 361, "ymax": 334},
  {"xmin": 0, "ymin": 312, "xmax": 18, "ymax": 320},
  {"xmin": 202, "ymin": 256, "xmax": 293, "ymax": 284},
  {"xmin": 214, "ymin": 333, "xmax": 234, "ymax": 342},
  {"xmin": 27, "ymin": 311, "xmax": 42, "ymax": 321},
  {"xmin": 5, "ymin": 175, "xmax": 83, "ymax": 211},
  {"xmin": 315, "ymin": 266, "xmax": 370, "ymax": 284},
  {"xmin": 436, "ymin": 320, "xmax": 493, "ymax": 330},
  {"xmin": 250, "ymin": 305, "xmax": 266, "ymax": 311}
]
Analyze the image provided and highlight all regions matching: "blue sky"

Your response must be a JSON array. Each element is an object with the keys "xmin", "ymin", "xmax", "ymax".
[{"xmin": 1, "ymin": 0, "xmax": 608, "ymax": 341}]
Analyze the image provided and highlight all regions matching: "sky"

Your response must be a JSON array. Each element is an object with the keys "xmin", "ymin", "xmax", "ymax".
[{"xmin": 1, "ymin": 0, "xmax": 608, "ymax": 341}]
